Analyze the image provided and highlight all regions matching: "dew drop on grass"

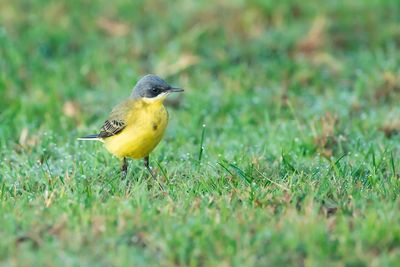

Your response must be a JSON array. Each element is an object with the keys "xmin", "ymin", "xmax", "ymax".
[
  {"xmin": 360, "ymin": 113, "xmax": 367, "ymax": 120},
  {"xmin": 251, "ymin": 97, "xmax": 260, "ymax": 104}
]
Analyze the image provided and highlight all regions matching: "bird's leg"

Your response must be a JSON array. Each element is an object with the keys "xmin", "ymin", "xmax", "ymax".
[
  {"xmin": 144, "ymin": 156, "xmax": 156, "ymax": 180},
  {"xmin": 144, "ymin": 156, "xmax": 165, "ymax": 191},
  {"xmin": 121, "ymin": 157, "xmax": 128, "ymax": 179}
]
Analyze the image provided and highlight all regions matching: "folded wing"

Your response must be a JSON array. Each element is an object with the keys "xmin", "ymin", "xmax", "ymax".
[{"xmin": 98, "ymin": 99, "xmax": 135, "ymax": 138}]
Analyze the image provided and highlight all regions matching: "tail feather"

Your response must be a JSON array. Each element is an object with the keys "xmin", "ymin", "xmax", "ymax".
[{"xmin": 77, "ymin": 134, "xmax": 102, "ymax": 141}]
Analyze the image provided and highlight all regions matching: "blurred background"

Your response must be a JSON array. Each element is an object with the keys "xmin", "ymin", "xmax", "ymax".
[{"xmin": 1, "ymin": 1, "xmax": 400, "ymax": 265}]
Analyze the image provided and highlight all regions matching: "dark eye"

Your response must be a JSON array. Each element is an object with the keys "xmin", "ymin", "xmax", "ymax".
[{"xmin": 152, "ymin": 87, "xmax": 159, "ymax": 93}]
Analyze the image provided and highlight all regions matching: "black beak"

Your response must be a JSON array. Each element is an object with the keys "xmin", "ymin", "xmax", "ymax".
[{"xmin": 168, "ymin": 87, "xmax": 184, "ymax": 93}]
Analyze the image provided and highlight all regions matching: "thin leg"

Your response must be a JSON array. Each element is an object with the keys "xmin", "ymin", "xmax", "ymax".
[
  {"xmin": 144, "ymin": 156, "xmax": 156, "ymax": 180},
  {"xmin": 121, "ymin": 157, "xmax": 128, "ymax": 179},
  {"xmin": 144, "ymin": 156, "xmax": 165, "ymax": 191}
]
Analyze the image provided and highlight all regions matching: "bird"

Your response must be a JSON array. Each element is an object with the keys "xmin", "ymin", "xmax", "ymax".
[{"xmin": 78, "ymin": 74, "xmax": 184, "ymax": 180}]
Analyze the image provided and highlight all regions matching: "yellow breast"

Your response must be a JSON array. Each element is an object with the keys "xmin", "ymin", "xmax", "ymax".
[{"xmin": 103, "ymin": 99, "xmax": 168, "ymax": 159}]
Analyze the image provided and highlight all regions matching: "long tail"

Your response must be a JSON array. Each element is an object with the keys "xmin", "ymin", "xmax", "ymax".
[{"xmin": 77, "ymin": 134, "xmax": 102, "ymax": 141}]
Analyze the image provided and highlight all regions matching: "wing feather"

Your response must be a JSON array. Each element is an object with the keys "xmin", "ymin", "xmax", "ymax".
[
  {"xmin": 98, "ymin": 100, "xmax": 135, "ymax": 138},
  {"xmin": 98, "ymin": 119, "xmax": 126, "ymax": 138}
]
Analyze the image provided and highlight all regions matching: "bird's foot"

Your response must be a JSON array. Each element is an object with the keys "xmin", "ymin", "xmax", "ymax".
[{"xmin": 144, "ymin": 156, "xmax": 165, "ymax": 191}]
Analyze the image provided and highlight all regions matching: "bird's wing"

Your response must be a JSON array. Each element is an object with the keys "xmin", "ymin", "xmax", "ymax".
[
  {"xmin": 98, "ymin": 119, "xmax": 126, "ymax": 138},
  {"xmin": 98, "ymin": 100, "xmax": 134, "ymax": 138}
]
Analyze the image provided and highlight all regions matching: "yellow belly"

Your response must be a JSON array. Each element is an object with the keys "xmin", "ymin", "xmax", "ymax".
[{"xmin": 103, "ymin": 101, "xmax": 168, "ymax": 159}]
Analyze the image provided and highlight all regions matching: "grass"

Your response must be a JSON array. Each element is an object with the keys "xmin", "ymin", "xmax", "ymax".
[{"xmin": 1, "ymin": 0, "xmax": 400, "ymax": 266}]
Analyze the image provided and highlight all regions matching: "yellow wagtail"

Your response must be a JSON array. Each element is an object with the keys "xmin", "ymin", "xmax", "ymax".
[{"xmin": 79, "ymin": 74, "xmax": 184, "ymax": 179}]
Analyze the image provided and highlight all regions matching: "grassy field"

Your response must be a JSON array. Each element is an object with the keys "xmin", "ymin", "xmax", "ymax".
[{"xmin": 1, "ymin": 0, "xmax": 400, "ymax": 266}]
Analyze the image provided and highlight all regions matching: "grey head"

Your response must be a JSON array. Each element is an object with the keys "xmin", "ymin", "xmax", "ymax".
[{"xmin": 130, "ymin": 74, "xmax": 183, "ymax": 99}]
